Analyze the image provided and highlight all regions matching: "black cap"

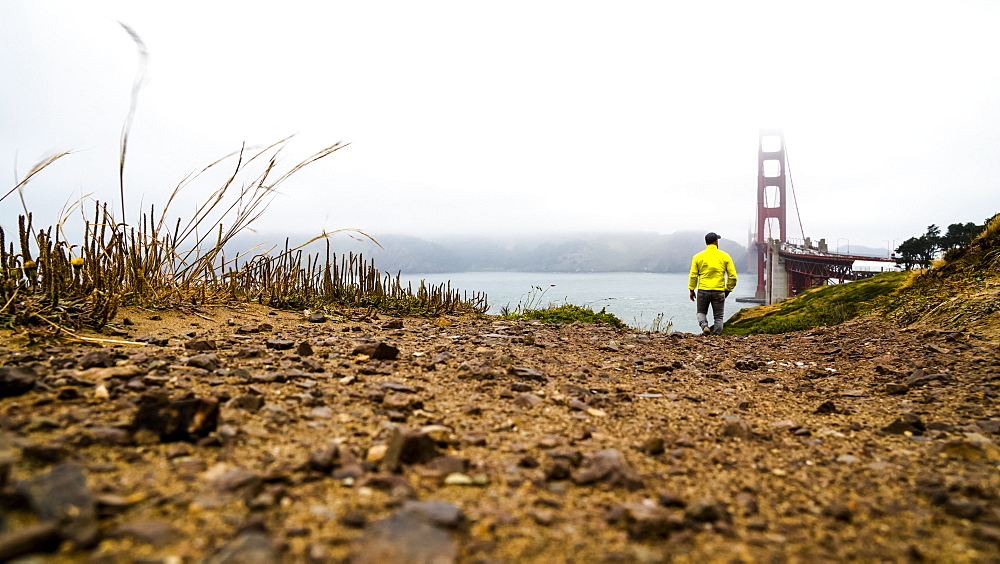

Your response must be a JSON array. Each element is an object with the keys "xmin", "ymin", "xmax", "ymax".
[{"xmin": 705, "ymin": 232, "xmax": 720, "ymax": 244}]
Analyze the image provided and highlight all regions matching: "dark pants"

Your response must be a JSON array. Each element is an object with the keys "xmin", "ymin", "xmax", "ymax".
[{"xmin": 696, "ymin": 290, "xmax": 726, "ymax": 335}]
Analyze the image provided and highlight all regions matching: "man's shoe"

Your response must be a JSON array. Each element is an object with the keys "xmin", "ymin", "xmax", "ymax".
[{"xmin": 702, "ymin": 326, "xmax": 711, "ymax": 336}]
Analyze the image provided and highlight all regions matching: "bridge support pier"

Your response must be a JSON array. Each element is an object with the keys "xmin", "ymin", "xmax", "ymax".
[{"xmin": 764, "ymin": 239, "xmax": 790, "ymax": 304}]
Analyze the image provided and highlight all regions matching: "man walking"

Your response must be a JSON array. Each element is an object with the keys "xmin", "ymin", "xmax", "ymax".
[{"xmin": 688, "ymin": 232, "xmax": 738, "ymax": 336}]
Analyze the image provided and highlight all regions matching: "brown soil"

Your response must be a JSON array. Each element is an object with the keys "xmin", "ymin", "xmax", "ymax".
[{"xmin": 1, "ymin": 303, "xmax": 998, "ymax": 562}]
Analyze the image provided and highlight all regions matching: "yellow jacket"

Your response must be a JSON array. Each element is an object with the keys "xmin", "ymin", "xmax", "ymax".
[{"xmin": 688, "ymin": 245, "xmax": 738, "ymax": 292}]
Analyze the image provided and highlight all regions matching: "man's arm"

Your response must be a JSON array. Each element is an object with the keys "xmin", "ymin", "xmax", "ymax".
[
  {"xmin": 724, "ymin": 257, "xmax": 738, "ymax": 295},
  {"xmin": 688, "ymin": 257, "xmax": 699, "ymax": 301}
]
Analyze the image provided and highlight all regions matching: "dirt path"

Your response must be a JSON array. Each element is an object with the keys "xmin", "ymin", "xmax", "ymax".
[{"xmin": 1, "ymin": 304, "xmax": 998, "ymax": 562}]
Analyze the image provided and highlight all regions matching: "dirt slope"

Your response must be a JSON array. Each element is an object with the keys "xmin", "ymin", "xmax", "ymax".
[{"xmin": 882, "ymin": 218, "xmax": 1000, "ymax": 340}]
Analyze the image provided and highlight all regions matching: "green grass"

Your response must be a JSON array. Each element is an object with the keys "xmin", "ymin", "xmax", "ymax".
[
  {"xmin": 724, "ymin": 271, "xmax": 910, "ymax": 335},
  {"xmin": 502, "ymin": 303, "xmax": 626, "ymax": 328},
  {"xmin": 497, "ymin": 285, "xmax": 626, "ymax": 328}
]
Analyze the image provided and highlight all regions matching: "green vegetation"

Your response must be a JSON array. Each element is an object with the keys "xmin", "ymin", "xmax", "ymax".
[
  {"xmin": 503, "ymin": 303, "xmax": 626, "ymax": 328},
  {"xmin": 895, "ymin": 217, "xmax": 994, "ymax": 270},
  {"xmin": 498, "ymin": 285, "xmax": 625, "ymax": 328},
  {"xmin": 724, "ymin": 271, "xmax": 910, "ymax": 335}
]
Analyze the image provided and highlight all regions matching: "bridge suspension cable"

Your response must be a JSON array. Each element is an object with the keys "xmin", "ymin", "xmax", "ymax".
[{"xmin": 784, "ymin": 144, "xmax": 807, "ymax": 242}]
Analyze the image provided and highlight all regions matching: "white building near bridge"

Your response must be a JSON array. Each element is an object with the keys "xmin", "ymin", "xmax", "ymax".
[{"xmin": 852, "ymin": 260, "xmax": 902, "ymax": 273}]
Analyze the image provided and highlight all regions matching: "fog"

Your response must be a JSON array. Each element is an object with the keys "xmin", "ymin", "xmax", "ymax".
[{"xmin": 2, "ymin": 0, "xmax": 998, "ymax": 252}]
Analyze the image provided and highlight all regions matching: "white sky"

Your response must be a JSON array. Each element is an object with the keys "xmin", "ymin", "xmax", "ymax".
[{"xmin": 1, "ymin": 0, "xmax": 998, "ymax": 252}]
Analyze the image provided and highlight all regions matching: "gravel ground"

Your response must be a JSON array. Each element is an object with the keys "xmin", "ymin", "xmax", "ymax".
[{"xmin": 1, "ymin": 303, "xmax": 998, "ymax": 563}]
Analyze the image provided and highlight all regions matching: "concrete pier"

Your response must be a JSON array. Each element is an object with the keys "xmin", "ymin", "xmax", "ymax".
[{"xmin": 764, "ymin": 239, "xmax": 789, "ymax": 304}]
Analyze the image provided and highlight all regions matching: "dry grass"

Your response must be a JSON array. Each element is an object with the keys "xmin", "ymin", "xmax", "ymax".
[
  {"xmin": 0, "ymin": 143, "xmax": 488, "ymax": 337},
  {"xmin": 0, "ymin": 24, "xmax": 486, "ymax": 339},
  {"xmin": 879, "ymin": 212, "xmax": 1000, "ymax": 335}
]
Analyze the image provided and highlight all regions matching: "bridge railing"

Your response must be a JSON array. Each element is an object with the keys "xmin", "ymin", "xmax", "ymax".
[{"xmin": 774, "ymin": 241, "xmax": 897, "ymax": 263}]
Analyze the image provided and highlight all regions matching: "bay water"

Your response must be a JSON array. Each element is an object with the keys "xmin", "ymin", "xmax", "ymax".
[{"xmin": 397, "ymin": 271, "xmax": 758, "ymax": 334}]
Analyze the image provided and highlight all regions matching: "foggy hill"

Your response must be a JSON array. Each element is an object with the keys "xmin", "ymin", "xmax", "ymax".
[
  {"xmin": 225, "ymin": 231, "xmax": 751, "ymax": 274},
  {"xmin": 837, "ymin": 244, "xmax": 895, "ymax": 259}
]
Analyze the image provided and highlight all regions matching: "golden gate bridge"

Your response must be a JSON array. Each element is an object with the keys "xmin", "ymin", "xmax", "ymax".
[{"xmin": 747, "ymin": 129, "xmax": 898, "ymax": 305}]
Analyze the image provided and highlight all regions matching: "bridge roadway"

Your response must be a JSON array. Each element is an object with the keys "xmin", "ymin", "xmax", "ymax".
[
  {"xmin": 777, "ymin": 242, "xmax": 897, "ymax": 283},
  {"xmin": 751, "ymin": 240, "xmax": 898, "ymax": 304}
]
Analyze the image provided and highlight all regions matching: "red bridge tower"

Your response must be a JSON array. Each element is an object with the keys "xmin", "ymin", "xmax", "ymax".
[{"xmin": 755, "ymin": 129, "xmax": 787, "ymax": 301}]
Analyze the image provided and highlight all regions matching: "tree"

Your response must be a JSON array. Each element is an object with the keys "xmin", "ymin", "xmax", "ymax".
[
  {"xmin": 895, "ymin": 217, "xmax": 993, "ymax": 269},
  {"xmin": 925, "ymin": 224, "xmax": 941, "ymax": 247},
  {"xmin": 894, "ymin": 225, "xmax": 941, "ymax": 270},
  {"xmin": 940, "ymin": 222, "xmax": 984, "ymax": 249},
  {"xmin": 895, "ymin": 237, "xmax": 926, "ymax": 270}
]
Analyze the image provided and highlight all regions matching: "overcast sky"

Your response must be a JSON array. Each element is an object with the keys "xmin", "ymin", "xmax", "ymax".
[{"xmin": 1, "ymin": 0, "xmax": 998, "ymax": 253}]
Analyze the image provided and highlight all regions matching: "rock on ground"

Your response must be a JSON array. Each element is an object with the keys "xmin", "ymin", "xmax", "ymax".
[{"xmin": 0, "ymin": 303, "xmax": 997, "ymax": 562}]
